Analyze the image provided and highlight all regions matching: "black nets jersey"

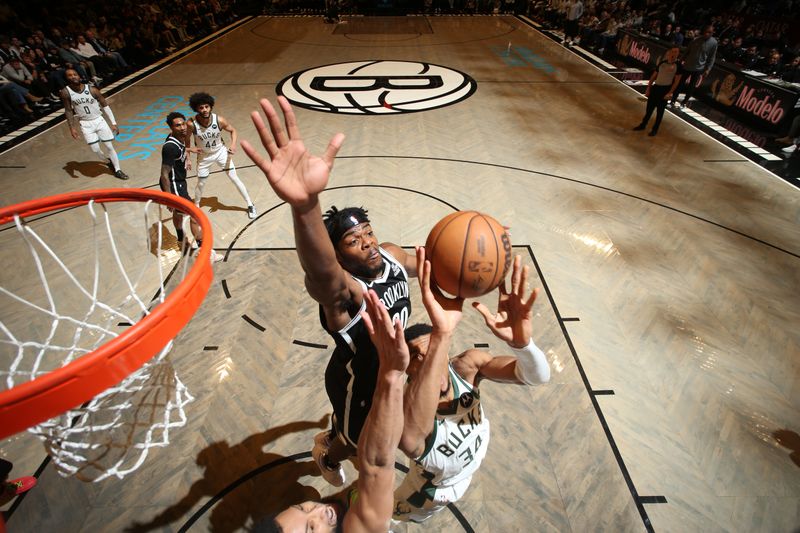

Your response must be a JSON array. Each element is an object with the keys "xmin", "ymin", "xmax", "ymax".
[{"xmin": 321, "ymin": 246, "xmax": 411, "ymax": 445}]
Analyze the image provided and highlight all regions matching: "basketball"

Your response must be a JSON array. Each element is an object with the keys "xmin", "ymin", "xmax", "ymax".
[{"xmin": 424, "ymin": 211, "xmax": 512, "ymax": 298}]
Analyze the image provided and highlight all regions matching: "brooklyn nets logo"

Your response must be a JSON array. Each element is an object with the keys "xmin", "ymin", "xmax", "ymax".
[{"xmin": 277, "ymin": 60, "xmax": 477, "ymax": 115}]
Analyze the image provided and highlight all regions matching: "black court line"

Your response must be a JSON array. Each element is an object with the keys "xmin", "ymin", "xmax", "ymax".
[
  {"xmin": 516, "ymin": 16, "xmax": 798, "ymax": 187},
  {"xmin": 178, "ymin": 452, "xmax": 474, "ymax": 532},
  {"xmin": 562, "ymin": 317, "xmax": 580, "ymax": 322},
  {"xmin": 703, "ymin": 159, "xmax": 749, "ymax": 163},
  {"xmin": 139, "ymin": 83, "xmax": 278, "ymax": 87},
  {"xmin": 222, "ymin": 279, "xmax": 231, "ymax": 299},
  {"xmin": 478, "ymin": 80, "xmax": 618, "ymax": 84},
  {"xmin": 639, "ymin": 496, "xmax": 668, "ymax": 504},
  {"xmin": 117, "ymin": 321, "xmax": 133, "ymax": 327},
  {"xmin": 242, "ymin": 314, "xmax": 266, "ymax": 332},
  {"xmin": 203, "ymin": 346, "xmax": 219, "ymax": 351},
  {"xmin": 292, "ymin": 339, "xmax": 328, "ymax": 349},
  {"xmin": 524, "ymin": 244, "xmax": 654, "ymax": 532},
  {"xmin": 217, "ymin": 231, "xmax": 655, "ymax": 530},
  {"xmin": 332, "ymin": 156, "xmax": 800, "ymax": 260},
  {"xmin": 0, "ymin": 17, "xmax": 254, "ymax": 156},
  {"xmin": 592, "ymin": 390, "xmax": 616, "ymax": 396},
  {"xmin": 474, "ymin": 343, "xmax": 490, "ymax": 348}
]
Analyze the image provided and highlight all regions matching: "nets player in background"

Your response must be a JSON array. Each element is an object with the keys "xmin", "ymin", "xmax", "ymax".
[
  {"xmin": 160, "ymin": 111, "xmax": 222, "ymax": 263},
  {"xmin": 61, "ymin": 68, "xmax": 128, "ymax": 180},
  {"xmin": 254, "ymin": 289, "xmax": 411, "ymax": 533},
  {"xmin": 393, "ymin": 252, "xmax": 550, "ymax": 523},
  {"xmin": 241, "ymin": 96, "xmax": 417, "ymax": 488},
  {"xmin": 186, "ymin": 92, "xmax": 257, "ymax": 219}
]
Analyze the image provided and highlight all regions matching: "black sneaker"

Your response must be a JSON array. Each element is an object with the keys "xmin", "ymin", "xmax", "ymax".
[
  {"xmin": 115, "ymin": 169, "xmax": 129, "ymax": 180},
  {"xmin": 633, "ymin": 124, "xmax": 646, "ymax": 131}
]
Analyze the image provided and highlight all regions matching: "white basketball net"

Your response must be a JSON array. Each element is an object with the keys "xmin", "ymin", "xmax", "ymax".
[{"xmin": 0, "ymin": 198, "xmax": 197, "ymax": 482}]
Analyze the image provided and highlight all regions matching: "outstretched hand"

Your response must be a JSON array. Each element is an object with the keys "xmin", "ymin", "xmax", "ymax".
[
  {"xmin": 472, "ymin": 255, "xmax": 539, "ymax": 348},
  {"xmin": 361, "ymin": 288, "xmax": 410, "ymax": 374},
  {"xmin": 417, "ymin": 246, "xmax": 463, "ymax": 334},
  {"xmin": 241, "ymin": 96, "xmax": 345, "ymax": 209}
]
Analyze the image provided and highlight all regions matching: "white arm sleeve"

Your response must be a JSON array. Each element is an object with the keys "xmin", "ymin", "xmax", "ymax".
[
  {"xmin": 511, "ymin": 339, "xmax": 550, "ymax": 385},
  {"xmin": 102, "ymin": 106, "xmax": 116, "ymax": 125}
]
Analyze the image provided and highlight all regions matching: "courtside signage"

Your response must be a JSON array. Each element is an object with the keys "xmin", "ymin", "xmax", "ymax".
[{"xmin": 277, "ymin": 61, "xmax": 477, "ymax": 115}]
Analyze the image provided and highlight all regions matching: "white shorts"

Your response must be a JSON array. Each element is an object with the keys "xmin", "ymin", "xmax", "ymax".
[
  {"xmin": 197, "ymin": 148, "xmax": 235, "ymax": 178},
  {"xmin": 392, "ymin": 464, "xmax": 473, "ymax": 523},
  {"xmin": 80, "ymin": 116, "xmax": 114, "ymax": 144}
]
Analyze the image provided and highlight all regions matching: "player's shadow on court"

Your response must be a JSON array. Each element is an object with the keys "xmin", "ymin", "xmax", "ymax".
[
  {"xmin": 63, "ymin": 160, "xmax": 114, "ymax": 179},
  {"xmin": 124, "ymin": 416, "xmax": 330, "ymax": 533},
  {"xmin": 774, "ymin": 429, "xmax": 800, "ymax": 468},
  {"xmin": 199, "ymin": 195, "xmax": 249, "ymax": 215}
]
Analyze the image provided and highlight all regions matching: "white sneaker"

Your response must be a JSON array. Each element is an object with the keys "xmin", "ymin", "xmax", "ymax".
[
  {"xmin": 782, "ymin": 144, "xmax": 797, "ymax": 155},
  {"xmin": 210, "ymin": 250, "xmax": 224, "ymax": 263},
  {"xmin": 247, "ymin": 204, "xmax": 257, "ymax": 219},
  {"xmin": 312, "ymin": 431, "xmax": 345, "ymax": 487}
]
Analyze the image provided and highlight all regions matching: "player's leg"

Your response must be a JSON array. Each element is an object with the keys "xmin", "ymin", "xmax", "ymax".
[
  {"xmin": 97, "ymin": 119, "xmax": 128, "ymax": 180},
  {"xmin": 222, "ymin": 154, "xmax": 256, "ymax": 218},
  {"xmin": 194, "ymin": 155, "xmax": 212, "ymax": 206},
  {"xmin": 175, "ymin": 179, "xmax": 221, "ymax": 262}
]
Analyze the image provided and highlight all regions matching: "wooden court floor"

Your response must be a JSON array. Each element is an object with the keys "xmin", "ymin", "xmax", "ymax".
[{"xmin": 1, "ymin": 15, "xmax": 799, "ymax": 533}]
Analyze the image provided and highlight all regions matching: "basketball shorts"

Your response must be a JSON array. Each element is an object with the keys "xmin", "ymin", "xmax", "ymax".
[
  {"xmin": 392, "ymin": 463, "xmax": 473, "ymax": 523},
  {"xmin": 197, "ymin": 148, "xmax": 234, "ymax": 178},
  {"xmin": 80, "ymin": 116, "xmax": 114, "ymax": 144},
  {"xmin": 160, "ymin": 177, "xmax": 191, "ymax": 202},
  {"xmin": 324, "ymin": 350, "xmax": 377, "ymax": 448}
]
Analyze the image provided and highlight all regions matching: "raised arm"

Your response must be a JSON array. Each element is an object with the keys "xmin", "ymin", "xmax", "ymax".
[
  {"xmin": 345, "ymin": 289, "xmax": 409, "ymax": 533},
  {"xmin": 242, "ymin": 97, "xmax": 360, "ymax": 329},
  {"xmin": 400, "ymin": 247, "xmax": 461, "ymax": 458},
  {"xmin": 467, "ymin": 255, "xmax": 550, "ymax": 385}
]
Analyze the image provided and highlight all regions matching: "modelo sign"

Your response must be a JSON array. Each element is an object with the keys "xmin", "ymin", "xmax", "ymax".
[
  {"xmin": 704, "ymin": 69, "xmax": 795, "ymax": 130},
  {"xmin": 735, "ymin": 85, "xmax": 785, "ymax": 125}
]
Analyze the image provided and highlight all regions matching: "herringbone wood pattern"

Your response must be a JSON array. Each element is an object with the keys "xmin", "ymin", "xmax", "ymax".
[{"xmin": 1, "ymin": 15, "xmax": 798, "ymax": 533}]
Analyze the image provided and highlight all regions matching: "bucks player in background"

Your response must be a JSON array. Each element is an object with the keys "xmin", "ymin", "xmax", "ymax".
[
  {"xmin": 61, "ymin": 68, "xmax": 128, "ymax": 180},
  {"xmin": 186, "ymin": 92, "xmax": 257, "ymax": 219},
  {"xmin": 241, "ymin": 96, "xmax": 418, "ymax": 489},
  {"xmin": 160, "ymin": 111, "xmax": 222, "ymax": 263},
  {"xmin": 394, "ymin": 252, "xmax": 551, "ymax": 523}
]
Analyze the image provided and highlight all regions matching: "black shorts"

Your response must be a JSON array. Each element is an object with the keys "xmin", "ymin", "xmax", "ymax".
[
  {"xmin": 161, "ymin": 178, "xmax": 191, "ymax": 202},
  {"xmin": 325, "ymin": 348, "xmax": 379, "ymax": 447}
]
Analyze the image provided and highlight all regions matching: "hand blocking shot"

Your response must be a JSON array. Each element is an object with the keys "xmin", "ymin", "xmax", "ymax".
[{"xmin": 393, "ymin": 249, "xmax": 551, "ymax": 523}]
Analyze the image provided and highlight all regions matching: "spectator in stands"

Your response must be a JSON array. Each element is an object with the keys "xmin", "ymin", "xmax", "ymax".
[
  {"xmin": 35, "ymin": 47, "xmax": 68, "ymax": 90},
  {"xmin": 84, "ymin": 29, "xmax": 129, "ymax": 72},
  {"xmin": 71, "ymin": 34, "xmax": 116, "ymax": 77},
  {"xmin": 57, "ymin": 41, "xmax": 101, "ymax": 85},
  {"xmin": 758, "ymin": 50, "xmax": 784, "ymax": 77},
  {"xmin": 780, "ymin": 55, "xmax": 800, "ymax": 83},
  {"xmin": 8, "ymin": 36, "xmax": 27, "ymax": 58},
  {"xmin": 741, "ymin": 45, "xmax": 763, "ymax": 70},
  {"xmin": 2, "ymin": 57, "xmax": 48, "ymax": 99}
]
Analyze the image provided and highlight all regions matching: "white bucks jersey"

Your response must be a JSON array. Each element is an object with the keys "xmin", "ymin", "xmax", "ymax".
[
  {"xmin": 415, "ymin": 365, "xmax": 490, "ymax": 487},
  {"xmin": 194, "ymin": 113, "xmax": 224, "ymax": 153},
  {"xmin": 68, "ymin": 85, "xmax": 101, "ymax": 121}
]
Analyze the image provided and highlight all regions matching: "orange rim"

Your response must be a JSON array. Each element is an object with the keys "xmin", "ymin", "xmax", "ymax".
[{"xmin": 0, "ymin": 189, "xmax": 214, "ymax": 439}]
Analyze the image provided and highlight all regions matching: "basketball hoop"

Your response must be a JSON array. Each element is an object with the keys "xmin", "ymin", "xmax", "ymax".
[{"xmin": 0, "ymin": 189, "xmax": 213, "ymax": 481}]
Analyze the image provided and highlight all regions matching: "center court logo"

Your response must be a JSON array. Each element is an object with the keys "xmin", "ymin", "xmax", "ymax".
[{"xmin": 277, "ymin": 60, "xmax": 477, "ymax": 115}]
